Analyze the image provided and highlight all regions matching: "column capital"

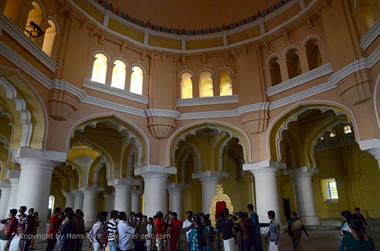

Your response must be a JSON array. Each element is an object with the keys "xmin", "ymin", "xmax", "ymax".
[
  {"xmin": 79, "ymin": 186, "xmax": 103, "ymax": 194},
  {"xmin": 72, "ymin": 189, "xmax": 83, "ymax": 196},
  {"xmin": 107, "ymin": 178, "xmax": 141, "ymax": 188},
  {"xmin": 243, "ymin": 160, "xmax": 285, "ymax": 175},
  {"xmin": 192, "ymin": 171, "xmax": 228, "ymax": 182},
  {"xmin": 0, "ymin": 180, "xmax": 11, "ymax": 189},
  {"xmin": 15, "ymin": 148, "xmax": 67, "ymax": 170},
  {"xmin": 283, "ymin": 166, "xmax": 319, "ymax": 178},
  {"xmin": 135, "ymin": 165, "xmax": 176, "ymax": 180},
  {"xmin": 6, "ymin": 170, "xmax": 20, "ymax": 182},
  {"xmin": 62, "ymin": 191, "xmax": 74, "ymax": 198},
  {"xmin": 166, "ymin": 183, "xmax": 188, "ymax": 192}
]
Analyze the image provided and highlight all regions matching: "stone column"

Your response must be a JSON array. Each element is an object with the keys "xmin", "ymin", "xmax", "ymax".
[
  {"xmin": 131, "ymin": 190, "xmax": 142, "ymax": 213},
  {"xmin": 167, "ymin": 183, "xmax": 187, "ymax": 219},
  {"xmin": 107, "ymin": 179, "xmax": 140, "ymax": 213},
  {"xmin": 0, "ymin": 181, "xmax": 11, "ymax": 218},
  {"xmin": 135, "ymin": 165, "xmax": 176, "ymax": 217},
  {"xmin": 243, "ymin": 161, "xmax": 282, "ymax": 223},
  {"xmin": 6, "ymin": 170, "xmax": 20, "ymax": 214},
  {"xmin": 80, "ymin": 186, "xmax": 103, "ymax": 225},
  {"xmin": 103, "ymin": 192, "xmax": 115, "ymax": 214},
  {"xmin": 284, "ymin": 167, "xmax": 320, "ymax": 226},
  {"xmin": 15, "ymin": 148, "xmax": 66, "ymax": 233},
  {"xmin": 63, "ymin": 191, "xmax": 75, "ymax": 209},
  {"xmin": 73, "ymin": 190, "xmax": 84, "ymax": 211},
  {"xmin": 192, "ymin": 171, "xmax": 228, "ymax": 214}
]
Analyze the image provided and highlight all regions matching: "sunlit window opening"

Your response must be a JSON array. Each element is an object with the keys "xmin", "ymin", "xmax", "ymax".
[
  {"xmin": 180, "ymin": 72, "xmax": 193, "ymax": 99},
  {"xmin": 130, "ymin": 66, "xmax": 143, "ymax": 95},
  {"xmin": 48, "ymin": 195, "xmax": 55, "ymax": 218},
  {"xmin": 343, "ymin": 125, "xmax": 352, "ymax": 134},
  {"xmin": 91, "ymin": 53, "xmax": 108, "ymax": 84},
  {"xmin": 42, "ymin": 19, "xmax": 57, "ymax": 56},
  {"xmin": 199, "ymin": 71, "xmax": 214, "ymax": 97},
  {"xmin": 219, "ymin": 71, "xmax": 233, "ymax": 96},
  {"xmin": 24, "ymin": 1, "xmax": 42, "ymax": 40},
  {"xmin": 321, "ymin": 178, "xmax": 339, "ymax": 202},
  {"xmin": 111, "ymin": 60, "xmax": 127, "ymax": 89},
  {"xmin": 329, "ymin": 130, "xmax": 336, "ymax": 138}
]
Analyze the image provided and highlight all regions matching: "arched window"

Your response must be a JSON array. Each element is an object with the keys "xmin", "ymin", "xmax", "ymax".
[
  {"xmin": 199, "ymin": 71, "xmax": 214, "ymax": 97},
  {"xmin": 42, "ymin": 19, "xmax": 56, "ymax": 56},
  {"xmin": 180, "ymin": 72, "xmax": 193, "ymax": 99},
  {"xmin": 219, "ymin": 70, "xmax": 233, "ymax": 96},
  {"xmin": 111, "ymin": 60, "xmax": 127, "ymax": 89},
  {"xmin": 305, "ymin": 40, "xmax": 322, "ymax": 70},
  {"xmin": 48, "ymin": 195, "xmax": 55, "ymax": 218},
  {"xmin": 91, "ymin": 53, "xmax": 108, "ymax": 84},
  {"xmin": 24, "ymin": 1, "xmax": 42, "ymax": 39},
  {"xmin": 130, "ymin": 66, "xmax": 143, "ymax": 95},
  {"xmin": 286, "ymin": 48, "xmax": 301, "ymax": 79},
  {"xmin": 269, "ymin": 57, "xmax": 282, "ymax": 85}
]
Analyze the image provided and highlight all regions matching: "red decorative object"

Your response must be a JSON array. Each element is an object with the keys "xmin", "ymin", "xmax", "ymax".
[{"xmin": 215, "ymin": 201, "xmax": 227, "ymax": 221}]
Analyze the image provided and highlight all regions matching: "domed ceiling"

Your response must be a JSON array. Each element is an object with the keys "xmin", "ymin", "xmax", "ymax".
[{"xmin": 103, "ymin": 0, "xmax": 280, "ymax": 29}]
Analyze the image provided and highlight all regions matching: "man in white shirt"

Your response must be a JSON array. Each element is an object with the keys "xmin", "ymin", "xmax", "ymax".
[
  {"xmin": 182, "ymin": 211, "xmax": 193, "ymax": 249},
  {"xmin": 117, "ymin": 212, "xmax": 136, "ymax": 251}
]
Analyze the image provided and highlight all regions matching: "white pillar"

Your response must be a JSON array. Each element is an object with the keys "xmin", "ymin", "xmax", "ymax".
[
  {"xmin": 103, "ymin": 193, "xmax": 115, "ymax": 214},
  {"xmin": 284, "ymin": 167, "xmax": 320, "ymax": 226},
  {"xmin": 63, "ymin": 191, "xmax": 75, "ymax": 209},
  {"xmin": 131, "ymin": 190, "xmax": 142, "ymax": 213},
  {"xmin": 243, "ymin": 161, "xmax": 282, "ymax": 223},
  {"xmin": 73, "ymin": 190, "xmax": 84, "ymax": 210},
  {"xmin": 107, "ymin": 179, "xmax": 140, "ymax": 213},
  {"xmin": 167, "ymin": 183, "xmax": 187, "ymax": 219},
  {"xmin": 81, "ymin": 186, "xmax": 102, "ymax": 225},
  {"xmin": 135, "ymin": 165, "xmax": 176, "ymax": 217},
  {"xmin": 6, "ymin": 170, "xmax": 20, "ymax": 214},
  {"xmin": 192, "ymin": 171, "xmax": 228, "ymax": 214},
  {"xmin": 15, "ymin": 148, "xmax": 66, "ymax": 233},
  {"xmin": 359, "ymin": 139, "xmax": 380, "ymax": 170},
  {"xmin": 0, "ymin": 181, "xmax": 11, "ymax": 218}
]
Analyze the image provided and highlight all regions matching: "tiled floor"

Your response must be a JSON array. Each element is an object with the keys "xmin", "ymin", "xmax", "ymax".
[{"xmin": 29, "ymin": 229, "xmax": 380, "ymax": 250}]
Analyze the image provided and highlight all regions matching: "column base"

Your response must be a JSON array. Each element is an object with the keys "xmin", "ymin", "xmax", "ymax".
[{"xmin": 302, "ymin": 215, "xmax": 320, "ymax": 226}]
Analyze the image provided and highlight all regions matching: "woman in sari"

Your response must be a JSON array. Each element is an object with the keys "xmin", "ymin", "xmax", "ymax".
[
  {"xmin": 287, "ymin": 212, "xmax": 309, "ymax": 251},
  {"xmin": 188, "ymin": 216, "xmax": 202, "ymax": 251}
]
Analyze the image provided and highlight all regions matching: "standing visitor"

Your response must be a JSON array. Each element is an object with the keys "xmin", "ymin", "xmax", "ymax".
[
  {"xmin": 73, "ymin": 210, "xmax": 85, "ymax": 251},
  {"xmin": 134, "ymin": 213, "xmax": 147, "ymax": 251},
  {"xmin": 182, "ymin": 211, "xmax": 193, "ymax": 250},
  {"xmin": 201, "ymin": 214, "xmax": 214, "ymax": 251},
  {"xmin": 236, "ymin": 212, "xmax": 251, "ymax": 251},
  {"xmin": 0, "ymin": 209, "xmax": 18, "ymax": 251},
  {"xmin": 353, "ymin": 208, "xmax": 368, "ymax": 231},
  {"xmin": 169, "ymin": 212, "xmax": 182, "ymax": 251},
  {"xmin": 287, "ymin": 212, "xmax": 308, "ymax": 251},
  {"xmin": 9, "ymin": 206, "xmax": 28, "ymax": 251},
  {"xmin": 188, "ymin": 216, "xmax": 202, "ymax": 251},
  {"xmin": 46, "ymin": 207, "xmax": 63, "ymax": 251},
  {"xmin": 117, "ymin": 212, "xmax": 135, "ymax": 251},
  {"xmin": 266, "ymin": 211, "xmax": 280, "ymax": 251},
  {"xmin": 216, "ymin": 209, "xmax": 235, "ymax": 251},
  {"xmin": 60, "ymin": 210, "xmax": 76, "ymax": 251},
  {"xmin": 146, "ymin": 217, "xmax": 154, "ymax": 251},
  {"xmin": 24, "ymin": 208, "xmax": 36, "ymax": 251},
  {"xmin": 247, "ymin": 204, "xmax": 263, "ymax": 251},
  {"xmin": 340, "ymin": 214, "xmax": 375, "ymax": 251},
  {"xmin": 154, "ymin": 212, "xmax": 165, "ymax": 251},
  {"xmin": 30, "ymin": 212, "xmax": 40, "ymax": 250},
  {"xmin": 107, "ymin": 210, "xmax": 118, "ymax": 251},
  {"xmin": 89, "ymin": 211, "xmax": 108, "ymax": 251},
  {"xmin": 340, "ymin": 211, "xmax": 352, "ymax": 237},
  {"xmin": 56, "ymin": 208, "xmax": 73, "ymax": 251}
]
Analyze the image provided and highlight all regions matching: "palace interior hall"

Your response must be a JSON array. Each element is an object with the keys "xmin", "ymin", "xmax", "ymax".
[{"xmin": 1, "ymin": 0, "xmax": 380, "ymax": 250}]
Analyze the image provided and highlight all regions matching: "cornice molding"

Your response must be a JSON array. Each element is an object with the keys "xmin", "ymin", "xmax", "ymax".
[
  {"xmin": 176, "ymin": 95, "xmax": 239, "ymax": 107},
  {"xmin": 83, "ymin": 79, "xmax": 148, "ymax": 104},
  {"xmin": 266, "ymin": 63, "xmax": 333, "ymax": 97},
  {"xmin": 0, "ymin": 14, "xmax": 57, "ymax": 72},
  {"xmin": 360, "ymin": 18, "xmax": 380, "ymax": 50}
]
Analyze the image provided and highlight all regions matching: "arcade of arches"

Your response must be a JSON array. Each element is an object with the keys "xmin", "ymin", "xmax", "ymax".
[{"xmin": 1, "ymin": 0, "xmax": 380, "ymax": 235}]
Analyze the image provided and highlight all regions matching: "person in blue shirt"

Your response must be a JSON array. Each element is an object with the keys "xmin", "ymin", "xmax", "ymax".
[{"xmin": 247, "ymin": 204, "xmax": 263, "ymax": 251}]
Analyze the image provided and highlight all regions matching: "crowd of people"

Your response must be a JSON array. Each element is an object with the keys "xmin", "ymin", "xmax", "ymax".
[{"xmin": 0, "ymin": 204, "xmax": 376, "ymax": 251}]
